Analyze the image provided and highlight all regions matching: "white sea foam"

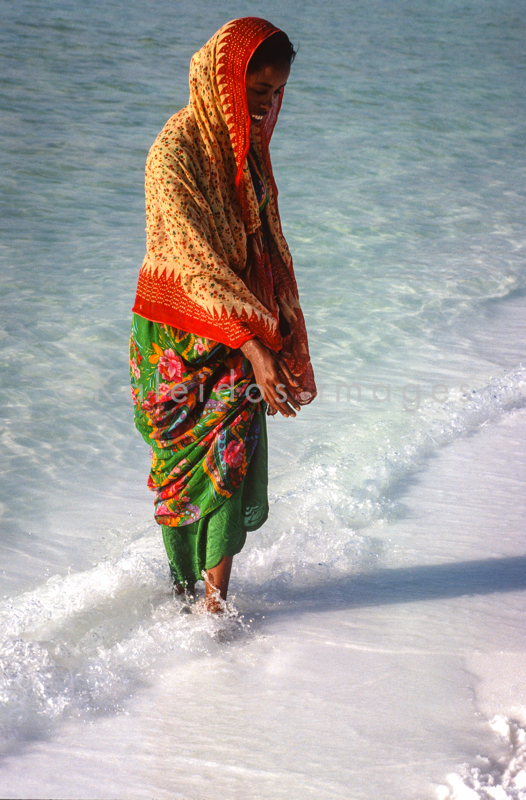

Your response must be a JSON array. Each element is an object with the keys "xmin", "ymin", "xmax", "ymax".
[
  {"xmin": 0, "ymin": 537, "xmax": 251, "ymax": 753},
  {"xmin": 437, "ymin": 717, "xmax": 526, "ymax": 800}
]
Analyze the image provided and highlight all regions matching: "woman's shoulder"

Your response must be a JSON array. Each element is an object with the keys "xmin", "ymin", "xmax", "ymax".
[{"xmin": 148, "ymin": 107, "xmax": 201, "ymax": 169}]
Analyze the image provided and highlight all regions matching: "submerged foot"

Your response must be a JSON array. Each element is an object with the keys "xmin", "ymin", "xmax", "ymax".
[
  {"xmin": 173, "ymin": 582, "xmax": 196, "ymax": 596},
  {"xmin": 172, "ymin": 583, "xmax": 197, "ymax": 614},
  {"xmin": 193, "ymin": 584, "xmax": 226, "ymax": 614},
  {"xmin": 172, "ymin": 583, "xmax": 196, "ymax": 607}
]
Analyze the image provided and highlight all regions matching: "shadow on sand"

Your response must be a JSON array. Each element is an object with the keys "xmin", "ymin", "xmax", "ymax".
[{"xmin": 257, "ymin": 555, "xmax": 526, "ymax": 614}]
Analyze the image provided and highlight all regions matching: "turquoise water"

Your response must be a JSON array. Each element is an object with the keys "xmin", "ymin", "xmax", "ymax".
[{"xmin": 0, "ymin": 1, "xmax": 525, "ymax": 797}]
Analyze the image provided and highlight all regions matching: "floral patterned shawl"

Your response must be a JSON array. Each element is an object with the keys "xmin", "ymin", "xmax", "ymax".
[{"xmin": 132, "ymin": 16, "xmax": 316, "ymax": 405}]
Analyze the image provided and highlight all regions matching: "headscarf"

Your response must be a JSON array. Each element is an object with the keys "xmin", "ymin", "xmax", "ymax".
[{"xmin": 132, "ymin": 17, "xmax": 316, "ymax": 404}]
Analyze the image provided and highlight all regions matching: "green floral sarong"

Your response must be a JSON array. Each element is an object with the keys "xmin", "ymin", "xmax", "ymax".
[{"xmin": 130, "ymin": 313, "xmax": 268, "ymax": 585}]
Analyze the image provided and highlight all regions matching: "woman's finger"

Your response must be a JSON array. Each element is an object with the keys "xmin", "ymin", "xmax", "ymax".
[
  {"xmin": 275, "ymin": 356, "xmax": 300, "ymax": 388},
  {"xmin": 262, "ymin": 384, "xmax": 294, "ymax": 417},
  {"xmin": 275, "ymin": 384, "xmax": 300, "ymax": 411},
  {"xmin": 259, "ymin": 369, "xmax": 301, "ymax": 414},
  {"xmin": 274, "ymin": 400, "xmax": 296, "ymax": 417},
  {"xmin": 270, "ymin": 384, "xmax": 299, "ymax": 416}
]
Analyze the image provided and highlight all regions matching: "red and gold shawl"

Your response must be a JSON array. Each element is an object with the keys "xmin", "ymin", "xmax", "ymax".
[{"xmin": 132, "ymin": 17, "xmax": 316, "ymax": 404}]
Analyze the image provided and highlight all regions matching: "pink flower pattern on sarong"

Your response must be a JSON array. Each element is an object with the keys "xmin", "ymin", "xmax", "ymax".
[
  {"xmin": 158, "ymin": 349, "xmax": 184, "ymax": 382},
  {"xmin": 223, "ymin": 440, "xmax": 244, "ymax": 469}
]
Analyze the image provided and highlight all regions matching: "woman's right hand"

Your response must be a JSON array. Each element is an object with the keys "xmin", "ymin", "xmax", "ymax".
[{"xmin": 240, "ymin": 338, "xmax": 301, "ymax": 418}]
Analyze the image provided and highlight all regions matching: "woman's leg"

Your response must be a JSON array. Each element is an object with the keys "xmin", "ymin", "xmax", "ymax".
[{"xmin": 205, "ymin": 555, "xmax": 233, "ymax": 612}]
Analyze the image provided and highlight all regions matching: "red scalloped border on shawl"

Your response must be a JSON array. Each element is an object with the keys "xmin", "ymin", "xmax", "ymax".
[
  {"xmin": 132, "ymin": 266, "xmax": 282, "ymax": 351},
  {"xmin": 216, "ymin": 17, "xmax": 281, "ymax": 223}
]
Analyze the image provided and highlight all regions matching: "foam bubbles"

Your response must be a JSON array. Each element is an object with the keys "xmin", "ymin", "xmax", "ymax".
[
  {"xmin": 0, "ymin": 536, "xmax": 252, "ymax": 753},
  {"xmin": 437, "ymin": 717, "xmax": 526, "ymax": 800}
]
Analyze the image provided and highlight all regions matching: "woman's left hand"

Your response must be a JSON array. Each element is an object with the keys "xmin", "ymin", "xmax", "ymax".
[{"xmin": 240, "ymin": 338, "xmax": 301, "ymax": 418}]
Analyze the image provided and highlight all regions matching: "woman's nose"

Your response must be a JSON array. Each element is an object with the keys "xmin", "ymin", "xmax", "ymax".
[{"xmin": 264, "ymin": 91, "xmax": 280, "ymax": 111}]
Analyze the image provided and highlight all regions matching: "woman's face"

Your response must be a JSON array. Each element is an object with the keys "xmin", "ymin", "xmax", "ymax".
[{"xmin": 245, "ymin": 61, "xmax": 291, "ymax": 127}]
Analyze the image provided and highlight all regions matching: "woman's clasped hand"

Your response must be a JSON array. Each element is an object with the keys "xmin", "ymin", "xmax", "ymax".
[{"xmin": 240, "ymin": 338, "xmax": 301, "ymax": 417}]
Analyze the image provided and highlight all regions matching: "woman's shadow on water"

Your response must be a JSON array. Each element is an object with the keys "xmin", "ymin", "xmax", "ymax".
[{"xmin": 254, "ymin": 555, "xmax": 526, "ymax": 616}]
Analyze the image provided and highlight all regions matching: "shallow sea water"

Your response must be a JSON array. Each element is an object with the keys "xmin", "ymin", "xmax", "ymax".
[{"xmin": 0, "ymin": 0, "xmax": 525, "ymax": 798}]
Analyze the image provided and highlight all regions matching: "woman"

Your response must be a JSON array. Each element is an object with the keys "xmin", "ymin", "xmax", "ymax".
[{"xmin": 130, "ymin": 17, "xmax": 316, "ymax": 611}]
